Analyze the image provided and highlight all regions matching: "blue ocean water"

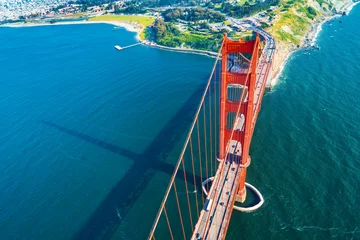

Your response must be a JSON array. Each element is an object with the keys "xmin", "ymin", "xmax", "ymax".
[
  {"xmin": 0, "ymin": 24, "xmax": 214, "ymax": 239},
  {"xmin": 227, "ymin": 4, "xmax": 360, "ymax": 239},
  {"xmin": 0, "ymin": 4, "xmax": 360, "ymax": 239}
]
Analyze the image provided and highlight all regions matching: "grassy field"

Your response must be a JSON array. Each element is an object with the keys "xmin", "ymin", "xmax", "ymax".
[
  {"xmin": 62, "ymin": 13, "xmax": 84, "ymax": 18},
  {"xmin": 89, "ymin": 15, "xmax": 155, "ymax": 28},
  {"xmin": 265, "ymin": 0, "xmax": 320, "ymax": 45},
  {"xmin": 236, "ymin": 0, "xmax": 257, "ymax": 6}
]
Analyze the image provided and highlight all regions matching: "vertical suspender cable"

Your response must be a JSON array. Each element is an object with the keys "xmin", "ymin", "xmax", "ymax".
[
  {"xmin": 163, "ymin": 206, "xmax": 174, "ymax": 240},
  {"xmin": 201, "ymin": 40, "xmax": 255, "ymax": 238},
  {"xmin": 181, "ymin": 157, "xmax": 194, "ymax": 230},
  {"xmin": 173, "ymin": 181, "xmax": 186, "ymax": 240},
  {"xmin": 147, "ymin": 40, "xmax": 223, "ymax": 240},
  {"xmin": 209, "ymin": 78, "xmax": 213, "ymax": 178},
  {"xmin": 189, "ymin": 138, "xmax": 200, "ymax": 217},
  {"xmin": 203, "ymin": 67, "xmax": 251, "ymax": 238},
  {"xmin": 214, "ymin": 63, "xmax": 217, "ymax": 174},
  {"xmin": 217, "ymin": 37, "xmax": 261, "ymax": 239},
  {"xmin": 196, "ymin": 119, "xmax": 205, "ymax": 205},
  {"xmin": 203, "ymin": 105, "xmax": 209, "ymax": 190}
]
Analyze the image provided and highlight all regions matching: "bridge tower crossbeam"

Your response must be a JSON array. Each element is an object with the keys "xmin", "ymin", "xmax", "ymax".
[
  {"xmin": 148, "ymin": 32, "xmax": 272, "ymax": 240},
  {"xmin": 219, "ymin": 35, "xmax": 260, "ymax": 203}
]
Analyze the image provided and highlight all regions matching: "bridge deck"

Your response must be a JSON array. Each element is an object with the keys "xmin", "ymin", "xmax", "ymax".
[{"xmin": 192, "ymin": 53, "xmax": 271, "ymax": 240}]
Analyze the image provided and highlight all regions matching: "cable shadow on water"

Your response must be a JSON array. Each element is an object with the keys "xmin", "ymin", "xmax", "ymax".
[{"xmin": 40, "ymin": 86, "xmax": 205, "ymax": 240}]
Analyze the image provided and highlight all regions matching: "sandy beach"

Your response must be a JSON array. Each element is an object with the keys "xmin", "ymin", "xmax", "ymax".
[
  {"xmin": 2, "ymin": 20, "xmax": 140, "ymax": 34},
  {"xmin": 2, "ymin": 1, "xmax": 359, "ymax": 87},
  {"xmin": 270, "ymin": 1, "xmax": 360, "ymax": 86}
]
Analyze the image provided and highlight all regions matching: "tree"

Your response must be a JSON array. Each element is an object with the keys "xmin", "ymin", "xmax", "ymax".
[
  {"xmin": 153, "ymin": 18, "xmax": 166, "ymax": 40},
  {"xmin": 199, "ymin": 21, "xmax": 209, "ymax": 29}
]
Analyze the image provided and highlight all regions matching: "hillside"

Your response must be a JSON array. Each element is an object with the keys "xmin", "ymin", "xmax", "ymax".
[
  {"xmin": 266, "ymin": 0, "xmax": 353, "ymax": 45},
  {"xmin": 263, "ymin": 0, "xmax": 354, "ymax": 79}
]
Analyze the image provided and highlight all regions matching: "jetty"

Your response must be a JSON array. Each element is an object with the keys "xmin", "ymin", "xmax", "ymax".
[{"xmin": 114, "ymin": 43, "xmax": 141, "ymax": 51}]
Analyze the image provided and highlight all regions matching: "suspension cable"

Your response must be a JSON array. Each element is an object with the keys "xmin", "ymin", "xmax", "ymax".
[
  {"xmin": 189, "ymin": 137, "xmax": 200, "ymax": 217},
  {"xmin": 173, "ymin": 181, "xmax": 186, "ymax": 240},
  {"xmin": 209, "ymin": 79, "xmax": 213, "ymax": 178},
  {"xmin": 203, "ymin": 105, "xmax": 209, "ymax": 191},
  {"xmin": 202, "ymin": 67, "xmax": 251, "ymax": 238},
  {"xmin": 163, "ymin": 206, "xmax": 174, "ymax": 240},
  {"xmin": 181, "ymin": 157, "xmax": 194, "ymax": 230},
  {"xmin": 201, "ymin": 38, "xmax": 258, "ymax": 238},
  {"xmin": 196, "ymin": 119, "xmax": 204, "ymax": 205},
  {"xmin": 216, "ymin": 37, "xmax": 262, "ymax": 240},
  {"xmin": 214, "ymin": 63, "xmax": 217, "ymax": 174},
  {"xmin": 239, "ymin": 51, "xmax": 251, "ymax": 63},
  {"xmin": 147, "ymin": 39, "xmax": 224, "ymax": 240}
]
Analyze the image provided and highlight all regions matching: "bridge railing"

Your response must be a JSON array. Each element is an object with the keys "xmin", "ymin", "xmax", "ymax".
[
  {"xmin": 148, "ymin": 41, "xmax": 224, "ymax": 240},
  {"xmin": 192, "ymin": 36, "xmax": 261, "ymax": 240}
]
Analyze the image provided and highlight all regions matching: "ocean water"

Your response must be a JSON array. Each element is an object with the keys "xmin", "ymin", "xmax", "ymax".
[
  {"xmin": 227, "ymin": 4, "xmax": 360, "ymax": 240},
  {"xmin": 0, "ymin": 4, "xmax": 359, "ymax": 240},
  {"xmin": 0, "ymin": 23, "xmax": 214, "ymax": 239}
]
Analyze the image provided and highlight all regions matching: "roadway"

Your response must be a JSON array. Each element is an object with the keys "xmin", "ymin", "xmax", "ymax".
[
  {"xmin": 191, "ymin": 26, "xmax": 273, "ymax": 240},
  {"xmin": 144, "ymin": 7, "xmax": 275, "ymax": 238}
]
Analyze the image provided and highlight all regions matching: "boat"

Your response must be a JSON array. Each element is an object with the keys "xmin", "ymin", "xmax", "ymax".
[{"xmin": 114, "ymin": 45, "xmax": 122, "ymax": 51}]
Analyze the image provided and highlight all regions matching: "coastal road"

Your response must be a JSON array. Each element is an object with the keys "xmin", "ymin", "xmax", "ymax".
[{"xmin": 229, "ymin": 17, "xmax": 276, "ymax": 64}]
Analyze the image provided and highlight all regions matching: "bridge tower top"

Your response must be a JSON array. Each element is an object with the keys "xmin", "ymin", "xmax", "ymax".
[
  {"xmin": 148, "ymin": 33, "xmax": 270, "ymax": 240},
  {"xmin": 218, "ymin": 35, "xmax": 261, "ymax": 202}
]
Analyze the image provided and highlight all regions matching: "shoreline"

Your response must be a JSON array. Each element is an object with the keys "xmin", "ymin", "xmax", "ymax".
[
  {"xmin": 1, "ymin": 19, "xmax": 220, "ymax": 57},
  {"xmin": 270, "ymin": 1, "xmax": 360, "ymax": 87},
  {"xmin": 1, "ymin": 20, "xmax": 140, "ymax": 33},
  {"xmin": 140, "ymin": 41, "xmax": 219, "ymax": 58},
  {"xmin": 2, "ymin": 2, "xmax": 359, "ymax": 86},
  {"xmin": 1, "ymin": 19, "xmax": 146, "ymax": 44}
]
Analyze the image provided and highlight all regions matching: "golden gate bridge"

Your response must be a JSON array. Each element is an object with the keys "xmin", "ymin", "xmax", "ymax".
[{"xmin": 148, "ymin": 31, "xmax": 274, "ymax": 240}]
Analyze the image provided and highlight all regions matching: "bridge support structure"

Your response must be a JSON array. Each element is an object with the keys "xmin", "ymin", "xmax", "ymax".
[
  {"xmin": 219, "ymin": 34, "xmax": 260, "ymax": 203},
  {"xmin": 148, "ymin": 33, "xmax": 270, "ymax": 240}
]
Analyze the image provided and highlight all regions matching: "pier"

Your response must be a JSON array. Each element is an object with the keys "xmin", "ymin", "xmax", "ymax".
[{"xmin": 114, "ymin": 43, "xmax": 141, "ymax": 51}]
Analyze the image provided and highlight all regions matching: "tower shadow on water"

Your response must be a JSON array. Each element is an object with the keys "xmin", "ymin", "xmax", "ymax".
[{"xmin": 40, "ymin": 85, "xmax": 206, "ymax": 240}]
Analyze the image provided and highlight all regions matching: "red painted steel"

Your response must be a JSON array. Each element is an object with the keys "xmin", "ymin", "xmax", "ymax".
[
  {"xmin": 218, "ymin": 35, "xmax": 260, "ymax": 202},
  {"xmin": 149, "ymin": 33, "xmax": 272, "ymax": 240}
]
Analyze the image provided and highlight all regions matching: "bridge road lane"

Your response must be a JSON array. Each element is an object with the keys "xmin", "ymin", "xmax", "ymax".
[{"xmin": 191, "ymin": 50, "xmax": 271, "ymax": 240}]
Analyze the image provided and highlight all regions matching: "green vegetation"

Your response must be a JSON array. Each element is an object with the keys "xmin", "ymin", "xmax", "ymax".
[
  {"xmin": 270, "ymin": 11, "xmax": 310, "ymax": 45},
  {"xmin": 236, "ymin": 0, "xmax": 257, "ymax": 6},
  {"xmin": 214, "ymin": 3, "xmax": 222, "ymax": 9},
  {"xmin": 89, "ymin": 15, "xmax": 155, "ymax": 41},
  {"xmin": 51, "ymin": 0, "xmax": 328, "ymax": 52},
  {"xmin": 275, "ymin": 29, "xmax": 300, "ymax": 44},
  {"xmin": 89, "ymin": 15, "xmax": 155, "ymax": 28},
  {"xmin": 266, "ymin": 0, "xmax": 323, "ymax": 45},
  {"xmin": 163, "ymin": 8, "xmax": 226, "ymax": 23},
  {"xmin": 199, "ymin": 21, "xmax": 210, "ymax": 30},
  {"xmin": 221, "ymin": 0, "xmax": 280, "ymax": 18},
  {"xmin": 0, "ymin": 19, "xmax": 26, "ymax": 25},
  {"xmin": 260, "ymin": 21, "xmax": 270, "ymax": 28},
  {"xmin": 114, "ymin": 3, "xmax": 147, "ymax": 14},
  {"xmin": 62, "ymin": 13, "xmax": 84, "ymax": 18},
  {"xmin": 152, "ymin": 18, "xmax": 223, "ymax": 51},
  {"xmin": 139, "ymin": 26, "xmax": 152, "ymax": 41},
  {"xmin": 316, "ymin": 0, "xmax": 326, "ymax": 6},
  {"xmin": 307, "ymin": 6, "xmax": 317, "ymax": 19}
]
